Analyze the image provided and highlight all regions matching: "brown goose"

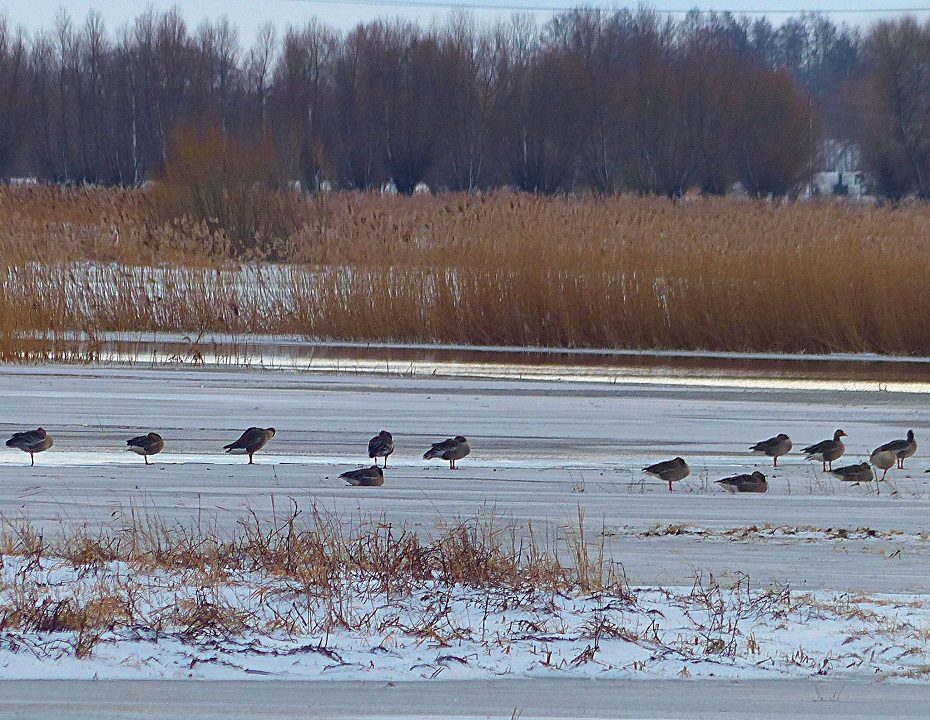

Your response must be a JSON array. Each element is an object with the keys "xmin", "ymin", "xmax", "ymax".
[
  {"xmin": 5, "ymin": 428, "xmax": 53, "ymax": 466},
  {"xmin": 126, "ymin": 432, "xmax": 164, "ymax": 465},
  {"xmin": 750, "ymin": 434, "xmax": 792, "ymax": 467},
  {"xmin": 368, "ymin": 430, "xmax": 394, "ymax": 468},
  {"xmin": 223, "ymin": 427, "xmax": 276, "ymax": 464},
  {"xmin": 340, "ymin": 465, "xmax": 385, "ymax": 487},
  {"xmin": 423, "ymin": 436, "xmax": 470, "ymax": 469},
  {"xmin": 802, "ymin": 429, "xmax": 846, "ymax": 471},
  {"xmin": 642, "ymin": 457, "xmax": 690, "ymax": 492},
  {"xmin": 716, "ymin": 471, "xmax": 768, "ymax": 493},
  {"xmin": 870, "ymin": 446, "xmax": 897, "ymax": 482},
  {"xmin": 829, "ymin": 462, "xmax": 875, "ymax": 485},
  {"xmin": 876, "ymin": 430, "xmax": 917, "ymax": 469}
]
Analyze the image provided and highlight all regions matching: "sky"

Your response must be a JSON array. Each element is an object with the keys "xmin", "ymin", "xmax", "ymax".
[{"xmin": 4, "ymin": 0, "xmax": 930, "ymax": 42}]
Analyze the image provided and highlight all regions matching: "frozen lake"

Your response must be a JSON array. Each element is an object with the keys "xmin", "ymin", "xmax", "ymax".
[
  {"xmin": 0, "ymin": 362, "xmax": 928, "ymax": 593},
  {"xmin": 2, "ymin": 361, "xmax": 930, "ymax": 716}
]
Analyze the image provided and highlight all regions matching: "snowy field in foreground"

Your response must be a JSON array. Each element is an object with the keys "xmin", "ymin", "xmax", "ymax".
[
  {"xmin": 0, "ymin": 363, "xmax": 929, "ymax": 685},
  {"xmin": 2, "ymin": 554, "xmax": 930, "ymax": 682}
]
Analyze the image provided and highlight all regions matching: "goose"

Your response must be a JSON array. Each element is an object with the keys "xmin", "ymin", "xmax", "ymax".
[
  {"xmin": 750, "ymin": 434, "xmax": 792, "ymax": 467},
  {"xmin": 126, "ymin": 432, "xmax": 164, "ymax": 465},
  {"xmin": 870, "ymin": 446, "xmax": 897, "ymax": 482},
  {"xmin": 340, "ymin": 465, "xmax": 385, "ymax": 487},
  {"xmin": 5, "ymin": 428, "xmax": 53, "ymax": 466},
  {"xmin": 223, "ymin": 427, "xmax": 276, "ymax": 464},
  {"xmin": 368, "ymin": 430, "xmax": 394, "ymax": 468},
  {"xmin": 829, "ymin": 462, "xmax": 875, "ymax": 484},
  {"xmin": 423, "ymin": 436, "xmax": 470, "ymax": 469},
  {"xmin": 642, "ymin": 457, "xmax": 690, "ymax": 492},
  {"xmin": 875, "ymin": 430, "xmax": 917, "ymax": 469},
  {"xmin": 716, "ymin": 471, "xmax": 768, "ymax": 493},
  {"xmin": 802, "ymin": 429, "xmax": 846, "ymax": 471}
]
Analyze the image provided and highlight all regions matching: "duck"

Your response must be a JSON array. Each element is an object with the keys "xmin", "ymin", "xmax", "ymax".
[
  {"xmin": 126, "ymin": 432, "xmax": 164, "ymax": 465},
  {"xmin": 828, "ymin": 462, "xmax": 875, "ymax": 484},
  {"xmin": 802, "ymin": 429, "xmax": 846, "ymax": 471},
  {"xmin": 875, "ymin": 430, "xmax": 917, "ymax": 469},
  {"xmin": 368, "ymin": 430, "xmax": 394, "ymax": 468},
  {"xmin": 750, "ymin": 434, "xmax": 792, "ymax": 467},
  {"xmin": 716, "ymin": 471, "xmax": 768, "ymax": 493},
  {"xmin": 5, "ymin": 428, "xmax": 53, "ymax": 466},
  {"xmin": 423, "ymin": 436, "xmax": 470, "ymax": 469},
  {"xmin": 340, "ymin": 465, "xmax": 385, "ymax": 487},
  {"xmin": 870, "ymin": 446, "xmax": 897, "ymax": 482},
  {"xmin": 642, "ymin": 457, "xmax": 690, "ymax": 492},
  {"xmin": 223, "ymin": 427, "xmax": 276, "ymax": 464}
]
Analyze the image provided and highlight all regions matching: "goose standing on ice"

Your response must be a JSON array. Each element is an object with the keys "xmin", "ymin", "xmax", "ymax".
[
  {"xmin": 642, "ymin": 457, "xmax": 690, "ymax": 492},
  {"xmin": 716, "ymin": 471, "xmax": 768, "ymax": 493},
  {"xmin": 126, "ymin": 432, "xmax": 164, "ymax": 464},
  {"xmin": 802, "ymin": 429, "xmax": 846, "ymax": 471},
  {"xmin": 368, "ymin": 430, "xmax": 394, "ymax": 467},
  {"xmin": 875, "ymin": 430, "xmax": 917, "ymax": 469},
  {"xmin": 424, "ymin": 436, "xmax": 470, "ymax": 469},
  {"xmin": 870, "ymin": 446, "xmax": 897, "ymax": 482},
  {"xmin": 750, "ymin": 434, "xmax": 792, "ymax": 467},
  {"xmin": 5, "ymin": 428, "xmax": 53, "ymax": 466},
  {"xmin": 340, "ymin": 465, "xmax": 385, "ymax": 487},
  {"xmin": 223, "ymin": 427, "xmax": 276, "ymax": 464}
]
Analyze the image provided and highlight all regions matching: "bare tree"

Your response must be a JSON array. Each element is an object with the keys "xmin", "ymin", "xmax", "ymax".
[
  {"xmin": 0, "ymin": 17, "xmax": 31, "ymax": 178},
  {"xmin": 859, "ymin": 18, "xmax": 930, "ymax": 199}
]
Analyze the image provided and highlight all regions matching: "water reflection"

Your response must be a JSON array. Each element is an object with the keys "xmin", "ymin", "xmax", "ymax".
[{"xmin": 19, "ymin": 333, "xmax": 930, "ymax": 393}]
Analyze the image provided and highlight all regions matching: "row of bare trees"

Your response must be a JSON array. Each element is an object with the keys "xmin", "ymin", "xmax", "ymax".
[{"xmin": 0, "ymin": 7, "xmax": 923, "ymax": 198}]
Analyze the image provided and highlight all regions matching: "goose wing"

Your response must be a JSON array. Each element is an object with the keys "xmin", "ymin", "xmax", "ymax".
[
  {"xmin": 224, "ymin": 427, "xmax": 263, "ymax": 450},
  {"xmin": 802, "ymin": 439, "xmax": 833, "ymax": 455},
  {"xmin": 877, "ymin": 438, "xmax": 908, "ymax": 454},
  {"xmin": 6, "ymin": 430, "xmax": 43, "ymax": 449}
]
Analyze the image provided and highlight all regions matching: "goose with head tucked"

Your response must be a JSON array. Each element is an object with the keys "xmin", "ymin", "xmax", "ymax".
[
  {"xmin": 126, "ymin": 432, "xmax": 164, "ymax": 465},
  {"xmin": 870, "ymin": 446, "xmax": 897, "ymax": 482},
  {"xmin": 340, "ymin": 465, "xmax": 385, "ymax": 487},
  {"xmin": 642, "ymin": 457, "xmax": 690, "ymax": 492},
  {"xmin": 829, "ymin": 462, "xmax": 875, "ymax": 485},
  {"xmin": 423, "ymin": 436, "xmax": 470, "ymax": 469},
  {"xmin": 750, "ymin": 433, "xmax": 792, "ymax": 467},
  {"xmin": 5, "ymin": 428, "xmax": 53, "ymax": 466},
  {"xmin": 716, "ymin": 471, "xmax": 768, "ymax": 493},
  {"xmin": 368, "ymin": 430, "xmax": 394, "ymax": 468},
  {"xmin": 223, "ymin": 427, "xmax": 276, "ymax": 464}
]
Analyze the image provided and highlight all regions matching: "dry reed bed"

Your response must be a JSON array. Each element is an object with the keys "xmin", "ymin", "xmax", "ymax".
[{"xmin": 1, "ymin": 187, "xmax": 927, "ymax": 355}]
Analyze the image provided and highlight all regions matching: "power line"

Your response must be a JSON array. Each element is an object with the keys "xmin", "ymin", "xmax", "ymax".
[{"xmin": 279, "ymin": 0, "xmax": 930, "ymax": 15}]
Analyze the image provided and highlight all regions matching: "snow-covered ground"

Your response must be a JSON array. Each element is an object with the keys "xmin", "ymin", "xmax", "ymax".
[
  {"xmin": 2, "ymin": 554, "xmax": 930, "ymax": 683},
  {"xmin": 0, "ymin": 362, "xmax": 929, "ymax": 697}
]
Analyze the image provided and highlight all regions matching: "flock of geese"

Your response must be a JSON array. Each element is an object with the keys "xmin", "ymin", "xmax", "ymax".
[
  {"xmin": 3, "ymin": 427, "xmax": 468, "ymax": 487},
  {"xmin": 645, "ymin": 429, "xmax": 918, "ymax": 493},
  {"xmin": 2, "ymin": 425, "xmax": 918, "ymax": 493}
]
